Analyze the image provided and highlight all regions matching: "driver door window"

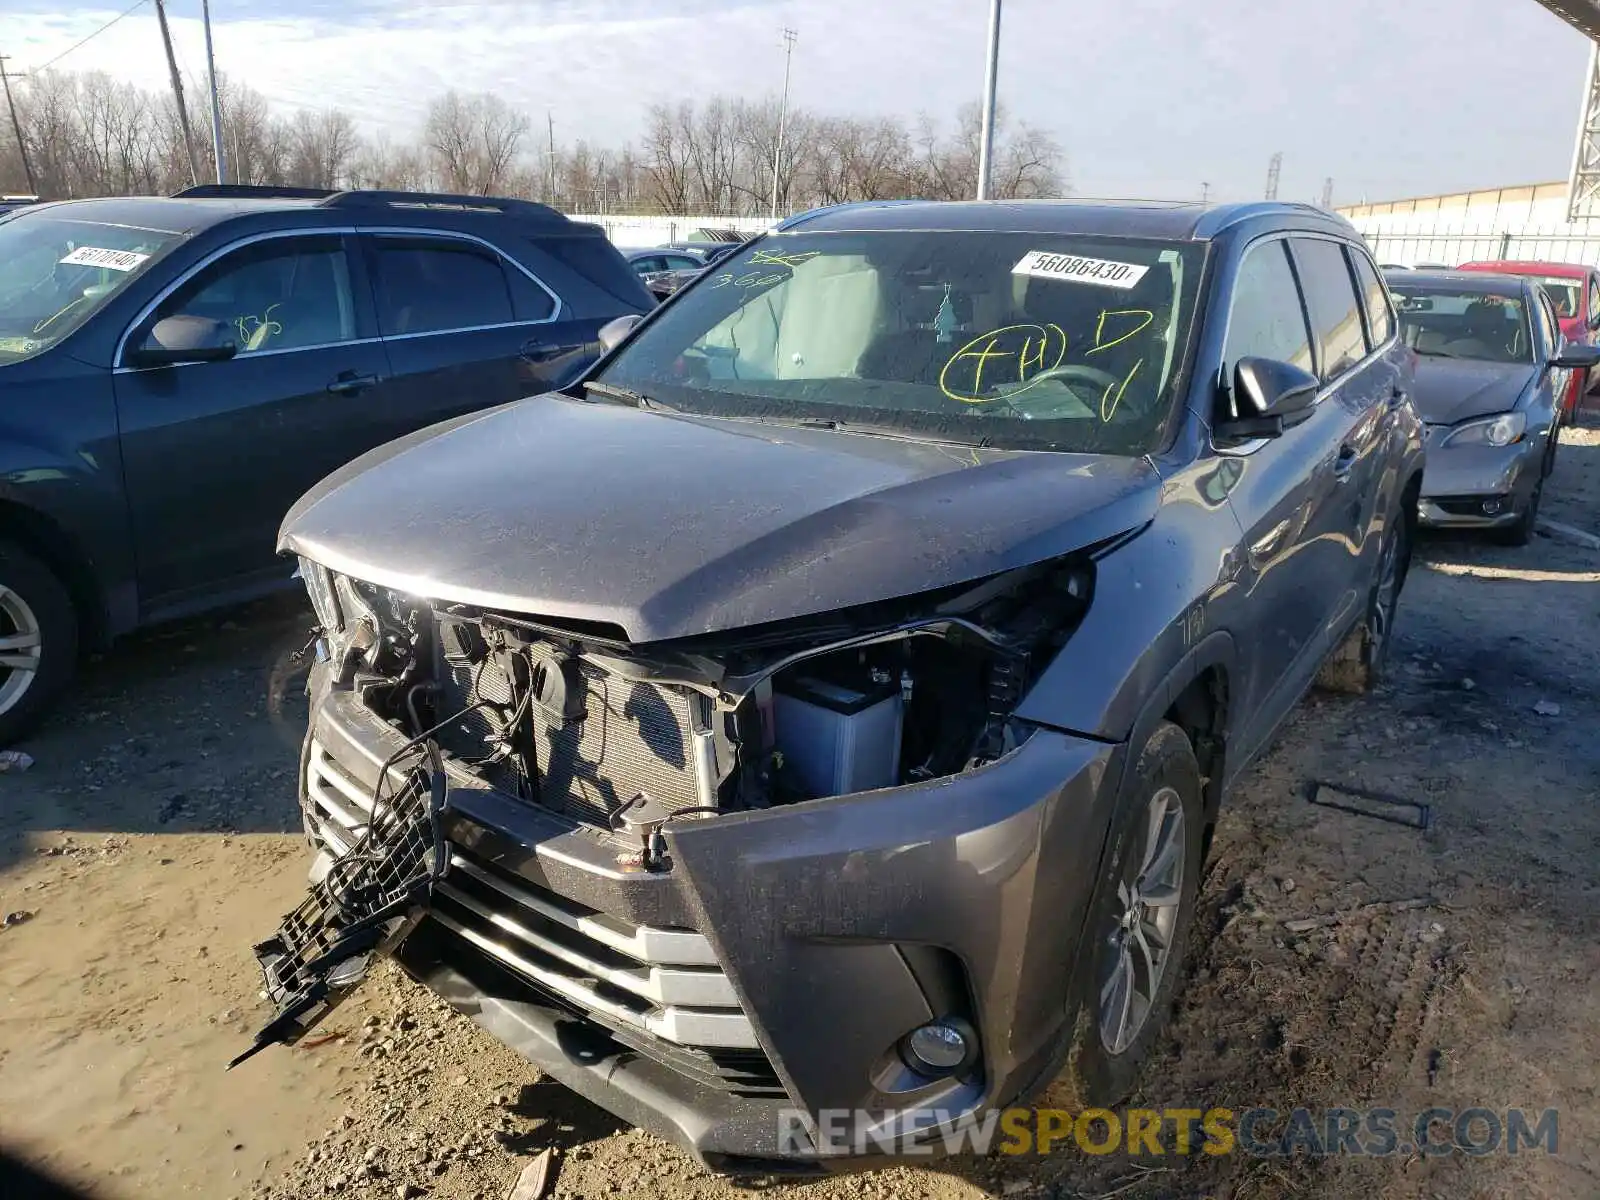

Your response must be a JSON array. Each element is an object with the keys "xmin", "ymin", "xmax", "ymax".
[
  {"xmin": 1587, "ymin": 275, "xmax": 1600, "ymax": 331},
  {"xmin": 136, "ymin": 235, "xmax": 356, "ymax": 361},
  {"xmin": 1221, "ymin": 240, "xmax": 1314, "ymax": 416}
]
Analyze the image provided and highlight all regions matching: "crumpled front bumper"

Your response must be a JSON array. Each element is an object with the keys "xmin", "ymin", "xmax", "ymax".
[
  {"xmin": 1417, "ymin": 431, "xmax": 1542, "ymax": 527},
  {"xmin": 303, "ymin": 682, "xmax": 1122, "ymax": 1171}
]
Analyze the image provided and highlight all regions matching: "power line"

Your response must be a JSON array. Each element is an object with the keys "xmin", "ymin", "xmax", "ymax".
[{"xmin": 32, "ymin": 0, "xmax": 152, "ymax": 74}]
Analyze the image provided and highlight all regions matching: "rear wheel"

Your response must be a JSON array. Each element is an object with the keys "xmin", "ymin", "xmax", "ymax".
[
  {"xmin": 1041, "ymin": 722, "xmax": 1203, "ymax": 1108},
  {"xmin": 1317, "ymin": 505, "xmax": 1408, "ymax": 695},
  {"xmin": 0, "ymin": 540, "xmax": 79, "ymax": 744}
]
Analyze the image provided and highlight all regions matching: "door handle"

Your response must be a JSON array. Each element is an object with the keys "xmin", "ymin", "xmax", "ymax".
[
  {"xmin": 1334, "ymin": 444, "xmax": 1358, "ymax": 482},
  {"xmin": 520, "ymin": 341, "xmax": 588, "ymax": 365},
  {"xmin": 326, "ymin": 371, "xmax": 381, "ymax": 396}
]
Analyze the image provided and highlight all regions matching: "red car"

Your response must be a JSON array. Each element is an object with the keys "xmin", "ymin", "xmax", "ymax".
[{"xmin": 1456, "ymin": 260, "xmax": 1600, "ymax": 415}]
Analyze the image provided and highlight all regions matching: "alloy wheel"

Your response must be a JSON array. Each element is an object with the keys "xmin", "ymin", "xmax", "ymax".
[
  {"xmin": 0, "ymin": 585, "xmax": 43, "ymax": 717},
  {"xmin": 1099, "ymin": 785, "xmax": 1186, "ymax": 1055},
  {"xmin": 1369, "ymin": 520, "xmax": 1403, "ymax": 666}
]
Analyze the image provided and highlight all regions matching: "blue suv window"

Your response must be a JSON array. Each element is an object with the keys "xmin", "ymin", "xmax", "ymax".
[
  {"xmin": 372, "ymin": 239, "xmax": 517, "ymax": 336},
  {"xmin": 147, "ymin": 235, "xmax": 356, "ymax": 355}
]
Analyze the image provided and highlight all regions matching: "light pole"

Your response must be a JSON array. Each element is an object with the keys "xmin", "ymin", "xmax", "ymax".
[
  {"xmin": 770, "ymin": 27, "xmax": 796, "ymax": 220},
  {"xmin": 975, "ymin": 0, "xmax": 1001, "ymax": 200},
  {"xmin": 202, "ymin": 0, "xmax": 226, "ymax": 184}
]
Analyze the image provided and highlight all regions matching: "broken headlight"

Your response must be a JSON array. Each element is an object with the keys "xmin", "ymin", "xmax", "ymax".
[{"xmin": 299, "ymin": 558, "xmax": 378, "ymax": 671}]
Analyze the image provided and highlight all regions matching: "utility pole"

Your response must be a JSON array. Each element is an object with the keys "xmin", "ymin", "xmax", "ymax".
[
  {"xmin": 1320, "ymin": 177, "xmax": 1334, "ymax": 209},
  {"xmin": 154, "ymin": 0, "xmax": 200, "ymax": 186},
  {"xmin": 202, "ymin": 0, "xmax": 226, "ymax": 184},
  {"xmin": 546, "ymin": 110, "xmax": 556, "ymax": 205},
  {"xmin": 1201, "ymin": 181, "xmax": 1211, "ymax": 204},
  {"xmin": 769, "ymin": 28, "xmax": 797, "ymax": 219},
  {"xmin": 0, "ymin": 55, "xmax": 36, "ymax": 195},
  {"xmin": 975, "ymin": 0, "xmax": 1002, "ymax": 200},
  {"xmin": 1265, "ymin": 151, "xmax": 1282, "ymax": 201}
]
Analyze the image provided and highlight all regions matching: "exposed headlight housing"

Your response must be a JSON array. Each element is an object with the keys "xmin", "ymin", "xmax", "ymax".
[
  {"xmin": 1442, "ymin": 411, "xmax": 1526, "ymax": 448},
  {"xmin": 299, "ymin": 558, "xmax": 341, "ymax": 632}
]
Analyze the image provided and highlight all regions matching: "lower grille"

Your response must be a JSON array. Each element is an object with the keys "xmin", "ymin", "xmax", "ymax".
[{"xmin": 430, "ymin": 849, "xmax": 757, "ymax": 1050}]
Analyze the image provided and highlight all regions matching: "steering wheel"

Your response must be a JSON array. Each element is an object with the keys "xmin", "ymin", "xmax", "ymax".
[
  {"xmin": 986, "ymin": 362, "xmax": 1124, "ymax": 420},
  {"xmin": 1020, "ymin": 363, "xmax": 1122, "ymax": 392}
]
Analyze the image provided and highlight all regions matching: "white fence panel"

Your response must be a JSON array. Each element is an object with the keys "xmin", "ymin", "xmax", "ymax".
[
  {"xmin": 564, "ymin": 213, "xmax": 773, "ymax": 247},
  {"xmin": 1347, "ymin": 215, "xmax": 1600, "ymax": 269}
]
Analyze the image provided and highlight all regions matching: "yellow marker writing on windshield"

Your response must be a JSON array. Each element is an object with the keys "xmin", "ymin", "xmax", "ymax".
[
  {"xmin": 938, "ymin": 323, "xmax": 1068, "ymax": 403},
  {"xmin": 1087, "ymin": 309, "xmax": 1155, "ymax": 355},
  {"xmin": 1100, "ymin": 358, "xmax": 1144, "ymax": 422},
  {"xmin": 749, "ymin": 249, "xmax": 820, "ymax": 268}
]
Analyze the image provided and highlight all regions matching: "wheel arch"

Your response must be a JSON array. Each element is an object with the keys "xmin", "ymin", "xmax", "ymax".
[{"xmin": 0, "ymin": 499, "xmax": 112, "ymax": 651}]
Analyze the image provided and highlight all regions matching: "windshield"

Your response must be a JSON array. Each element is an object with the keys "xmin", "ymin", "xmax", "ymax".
[
  {"xmin": 595, "ymin": 231, "xmax": 1206, "ymax": 453},
  {"xmin": 1391, "ymin": 286, "xmax": 1533, "ymax": 364},
  {"xmin": 0, "ymin": 215, "xmax": 183, "ymax": 364},
  {"xmin": 1537, "ymin": 278, "xmax": 1581, "ymax": 320}
]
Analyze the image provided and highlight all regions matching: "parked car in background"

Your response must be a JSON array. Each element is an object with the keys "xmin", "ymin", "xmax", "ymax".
[
  {"xmin": 641, "ymin": 264, "xmax": 704, "ymax": 301},
  {"xmin": 0, "ymin": 185, "xmax": 653, "ymax": 740},
  {"xmin": 1386, "ymin": 269, "xmax": 1599, "ymax": 544},
  {"xmin": 621, "ymin": 247, "xmax": 711, "ymax": 279},
  {"xmin": 1456, "ymin": 259, "xmax": 1600, "ymax": 411},
  {"xmin": 0, "ymin": 195, "xmax": 38, "ymax": 216},
  {"xmin": 253, "ymin": 199, "xmax": 1423, "ymax": 1173}
]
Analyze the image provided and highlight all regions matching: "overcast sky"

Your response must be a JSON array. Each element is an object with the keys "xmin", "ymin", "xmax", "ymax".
[{"xmin": 2, "ymin": 0, "xmax": 1591, "ymax": 204}]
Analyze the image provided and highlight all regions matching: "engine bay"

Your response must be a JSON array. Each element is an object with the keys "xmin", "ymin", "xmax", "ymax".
[{"xmin": 306, "ymin": 557, "xmax": 1094, "ymax": 832}]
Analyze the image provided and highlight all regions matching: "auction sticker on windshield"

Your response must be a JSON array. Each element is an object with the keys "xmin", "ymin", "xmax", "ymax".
[
  {"xmin": 1013, "ymin": 250, "xmax": 1149, "ymax": 290},
  {"xmin": 58, "ymin": 246, "xmax": 149, "ymax": 272}
]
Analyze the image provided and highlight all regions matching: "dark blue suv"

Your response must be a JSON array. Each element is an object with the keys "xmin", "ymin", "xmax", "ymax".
[{"xmin": 0, "ymin": 185, "xmax": 653, "ymax": 739}]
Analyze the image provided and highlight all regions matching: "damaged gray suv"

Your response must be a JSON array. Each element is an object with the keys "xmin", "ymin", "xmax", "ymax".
[{"xmin": 242, "ymin": 199, "xmax": 1424, "ymax": 1172}]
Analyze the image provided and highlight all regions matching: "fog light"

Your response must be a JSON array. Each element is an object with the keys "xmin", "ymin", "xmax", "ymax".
[
  {"xmin": 1482, "ymin": 497, "xmax": 1505, "ymax": 516},
  {"xmin": 903, "ymin": 1021, "xmax": 970, "ymax": 1075}
]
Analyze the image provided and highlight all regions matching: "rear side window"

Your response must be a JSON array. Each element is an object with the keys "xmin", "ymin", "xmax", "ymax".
[
  {"xmin": 371, "ymin": 239, "xmax": 514, "ymax": 336},
  {"xmin": 1221, "ymin": 240, "xmax": 1314, "ymax": 400},
  {"xmin": 1291, "ymin": 238, "xmax": 1367, "ymax": 380},
  {"xmin": 1349, "ymin": 250, "xmax": 1394, "ymax": 347}
]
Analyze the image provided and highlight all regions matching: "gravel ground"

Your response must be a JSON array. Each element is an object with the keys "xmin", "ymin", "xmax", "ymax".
[{"xmin": 3, "ymin": 421, "xmax": 1599, "ymax": 1200}]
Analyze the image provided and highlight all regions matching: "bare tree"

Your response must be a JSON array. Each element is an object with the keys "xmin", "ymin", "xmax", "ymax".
[
  {"xmin": 1, "ymin": 71, "xmax": 1063, "ymax": 212},
  {"xmin": 640, "ymin": 102, "xmax": 694, "ymax": 214},
  {"xmin": 287, "ymin": 109, "xmax": 361, "ymax": 188},
  {"xmin": 423, "ymin": 91, "xmax": 528, "ymax": 194}
]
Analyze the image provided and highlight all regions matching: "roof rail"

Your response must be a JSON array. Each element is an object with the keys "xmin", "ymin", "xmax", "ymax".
[
  {"xmin": 318, "ymin": 190, "xmax": 567, "ymax": 223},
  {"xmin": 172, "ymin": 184, "xmax": 337, "ymax": 200}
]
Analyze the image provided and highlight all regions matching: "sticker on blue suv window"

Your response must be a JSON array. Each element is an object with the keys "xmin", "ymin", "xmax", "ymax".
[
  {"xmin": 1012, "ymin": 251, "xmax": 1148, "ymax": 290},
  {"xmin": 59, "ymin": 246, "xmax": 150, "ymax": 272}
]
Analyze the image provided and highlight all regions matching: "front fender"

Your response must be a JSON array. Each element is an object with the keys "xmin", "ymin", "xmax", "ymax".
[
  {"xmin": 0, "ymin": 361, "xmax": 136, "ymax": 636},
  {"xmin": 1014, "ymin": 510, "xmax": 1230, "ymax": 744}
]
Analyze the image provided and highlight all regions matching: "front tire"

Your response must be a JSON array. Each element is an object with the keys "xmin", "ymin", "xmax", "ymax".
[
  {"xmin": 1042, "ymin": 722, "xmax": 1204, "ymax": 1108},
  {"xmin": 0, "ymin": 539, "xmax": 79, "ymax": 744}
]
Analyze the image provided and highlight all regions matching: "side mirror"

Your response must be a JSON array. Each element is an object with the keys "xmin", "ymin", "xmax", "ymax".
[
  {"xmin": 1552, "ymin": 342, "xmax": 1600, "ymax": 370},
  {"xmin": 1215, "ymin": 357, "xmax": 1321, "ymax": 442},
  {"xmin": 597, "ymin": 314, "xmax": 643, "ymax": 355},
  {"xmin": 127, "ymin": 315, "xmax": 237, "ymax": 367}
]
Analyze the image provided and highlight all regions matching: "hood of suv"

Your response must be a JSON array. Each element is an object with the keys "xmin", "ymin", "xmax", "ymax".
[
  {"xmin": 280, "ymin": 395, "xmax": 1161, "ymax": 643},
  {"xmin": 1411, "ymin": 358, "xmax": 1537, "ymax": 426}
]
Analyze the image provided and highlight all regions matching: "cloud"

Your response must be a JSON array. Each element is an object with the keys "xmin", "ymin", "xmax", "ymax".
[{"xmin": 5, "ymin": 0, "xmax": 1591, "ymax": 202}]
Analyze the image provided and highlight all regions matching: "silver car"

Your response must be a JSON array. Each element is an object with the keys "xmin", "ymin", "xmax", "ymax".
[{"xmin": 1387, "ymin": 270, "xmax": 1600, "ymax": 544}]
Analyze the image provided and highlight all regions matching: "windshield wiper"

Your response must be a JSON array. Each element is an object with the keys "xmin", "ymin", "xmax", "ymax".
[
  {"xmin": 584, "ymin": 380, "xmax": 671, "ymax": 410},
  {"xmin": 746, "ymin": 415, "xmax": 991, "ymax": 449}
]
